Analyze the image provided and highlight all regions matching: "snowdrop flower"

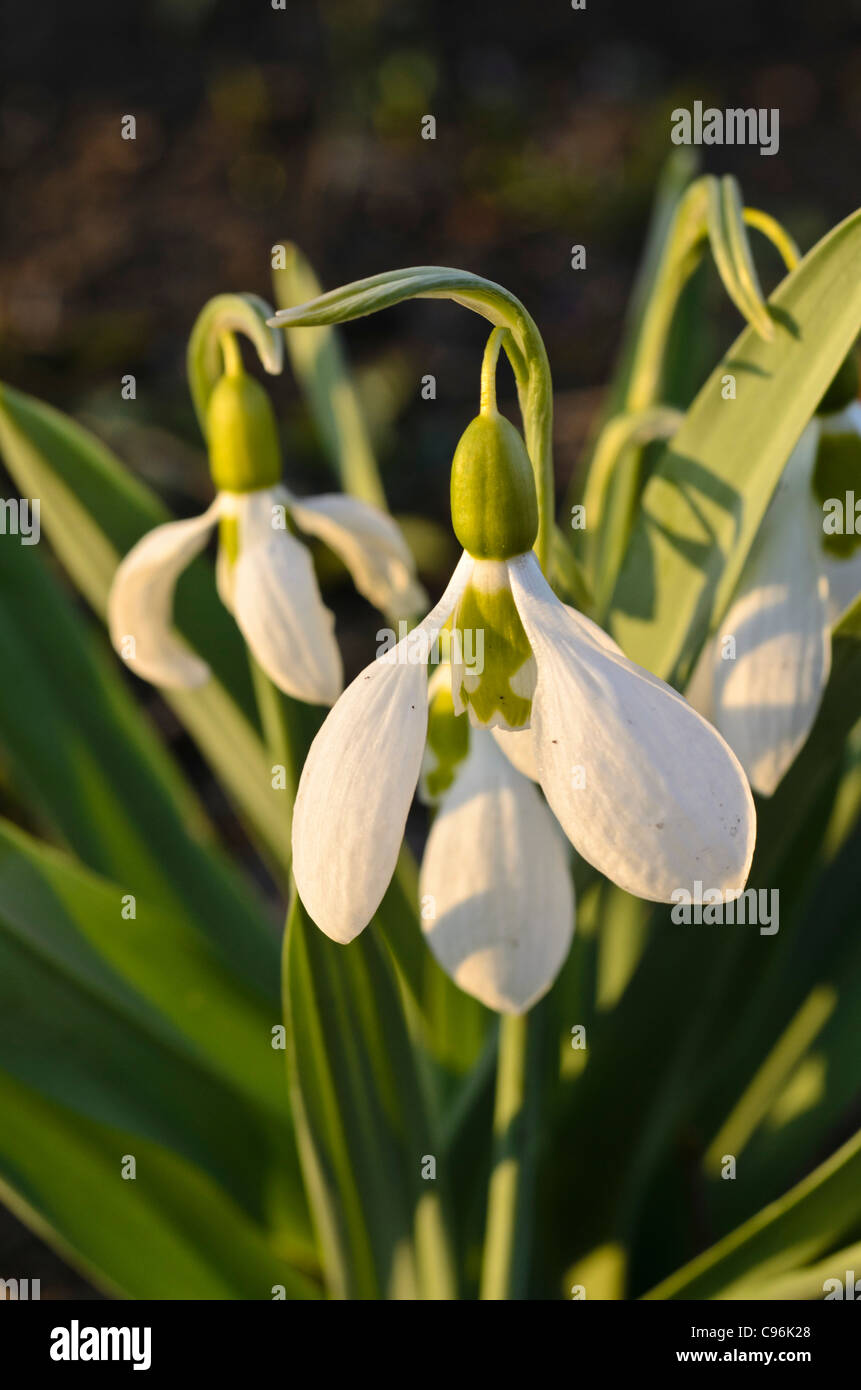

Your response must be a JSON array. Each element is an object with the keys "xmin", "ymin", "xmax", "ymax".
[
  {"xmin": 687, "ymin": 372, "xmax": 861, "ymax": 796},
  {"xmin": 293, "ymin": 404, "xmax": 756, "ymax": 985},
  {"xmin": 109, "ymin": 353, "xmax": 425, "ymax": 703},
  {"xmin": 416, "ymin": 669, "xmax": 573, "ymax": 1012}
]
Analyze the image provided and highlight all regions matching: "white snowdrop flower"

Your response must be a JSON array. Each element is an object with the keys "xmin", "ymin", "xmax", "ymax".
[
  {"xmin": 293, "ymin": 405, "xmax": 756, "ymax": 979},
  {"xmin": 687, "ymin": 386, "xmax": 861, "ymax": 796},
  {"xmin": 108, "ymin": 357, "xmax": 425, "ymax": 704}
]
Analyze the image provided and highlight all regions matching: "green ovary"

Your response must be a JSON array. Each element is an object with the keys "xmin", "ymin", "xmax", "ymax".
[{"xmin": 452, "ymin": 567, "xmax": 536, "ymax": 731}]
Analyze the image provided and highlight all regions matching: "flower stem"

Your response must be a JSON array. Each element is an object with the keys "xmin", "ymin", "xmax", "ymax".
[
  {"xmin": 479, "ymin": 1012, "xmax": 541, "ymax": 1300},
  {"xmin": 219, "ymin": 329, "xmax": 244, "ymax": 378},
  {"xmin": 480, "ymin": 328, "xmax": 506, "ymax": 415},
  {"xmin": 249, "ymin": 655, "xmax": 296, "ymax": 864}
]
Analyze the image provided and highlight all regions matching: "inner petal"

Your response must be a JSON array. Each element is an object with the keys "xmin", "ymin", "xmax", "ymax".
[{"xmin": 450, "ymin": 559, "xmax": 536, "ymax": 731}]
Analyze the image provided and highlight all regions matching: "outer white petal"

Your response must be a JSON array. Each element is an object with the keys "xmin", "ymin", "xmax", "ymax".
[
  {"xmin": 684, "ymin": 635, "xmax": 718, "ymax": 724},
  {"xmin": 494, "ymin": 601, "xmax": 688, "ymax": 788},
  {"xmin": 108, "ymin": 498, "xmax": 221, "ymax": 688},
  {"xmin": 420, "ymin": 730, "xmax": 574, "ymax": 1013},
  {"xmin": 289, "ymin": 492, "xmax": 428, "ymax": 618},
  {"xmin": 710, "ymin": 426, "xmax": 830, "ymax": 796},
  {"xmin": 292, "ymin": 552, "xmax": 474, "ymax": 943},
  {"xmin": 215, "ymin": 537, "xmax": 236, "ymax": 612},
  {"xmin": 230, "ymin": 488, "xmax": 343, "ymax": 705},
  {"xmin": 509, "ymin": 552, "xmax": 756, "ymax": 902}
]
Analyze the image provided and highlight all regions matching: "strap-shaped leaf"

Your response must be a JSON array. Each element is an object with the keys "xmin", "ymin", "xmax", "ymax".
[
  {"xmin": 0, "ymin": 820, "xmax": 316, "ymax": 1288},
  {"xmin": 0, "ymin": 526, "xmax": 279, "ymax": 996},
  {"xmin": 706, "ymin": 176, "xmax": 773, "ymax": 341},
  {"xmin": 610, "ymin": 207, "xmax": 861, "ymax": 683},
  {"xmin": 644, "ymin": 1127, "xmax": 861, "ymax": 1298},
  {"xmin": 0, "ymin": 1072, "xmax": 318, "ymax": 1300},
  {"xmin": 284, "ymin": 895, "xmax": 456, "ymax": 1299}
]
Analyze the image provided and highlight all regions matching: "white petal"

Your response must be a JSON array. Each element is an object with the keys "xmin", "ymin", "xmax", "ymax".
[
  {"xmin": 215, "ymin": 537, "xmax": 236, "ymax": 612},
  {"xmin": 509, "ymin": 552, "xmax": 756, "ymax": 901},
  {"xmin": 420, "ymin": 731, "xmax": 574, "ymax": 1013},
  {"xmin": 684, "ymin": 635, "xmax": 718, "ymax": 724},
  {"xmin": 490, "ymin": 725, "xmax": 540, "ymax": 782},
  {"xmin": 289, "ymin": 492, "xmax": 428, "ymax": 618},
  {"xmin": 231, "ymin": 488, "xmax": 343, "ymax": 705},
  {"xmin": 710, "ymin": 429, "xmax": 830, "ymax": 796},
  {"xmin": 107, "ymin": 499, "xmax": 221, "ymax": 688},
  {"xmin": 292, "ymin": 552, "xmax": 474, "ymax": 943}
]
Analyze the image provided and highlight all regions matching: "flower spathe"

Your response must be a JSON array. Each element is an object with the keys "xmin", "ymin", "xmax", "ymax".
[
  {"xmin": 687, "ymin": 408, "xmax": 861, "ymax": 796},
  {"xmin": 108, "ymin": 483, "xmax": 426, "ymax": 704},
  {"xmin": 292, "ymin": 546, "xmax": 756, "ymax": 952}
]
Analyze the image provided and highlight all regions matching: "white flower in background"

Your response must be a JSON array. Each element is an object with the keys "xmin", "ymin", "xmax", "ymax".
[
  {"xmin": 687, "ymin": 395, "xmax": 861, "ymax": 796},
  {"xmin": 108, "ymin": 362, "xmax": 425, "ymax": 704},
  {"xmin": 293, "ymin": 409, "xmax": 756, "ymax": 1005},
  {"xmin": 417, "ymin": 669, "xmax": 573, "ymax": 1013}
]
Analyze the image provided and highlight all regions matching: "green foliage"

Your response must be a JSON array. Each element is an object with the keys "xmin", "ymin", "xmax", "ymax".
[{"xmin": 0, "ymin": 187, "xmax": 859, "ymax": 1302}]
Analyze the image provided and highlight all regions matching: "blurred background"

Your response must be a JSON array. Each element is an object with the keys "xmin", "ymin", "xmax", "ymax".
[{"xmin": 1, "ymin": 0, "xmax": 859, "ymax": 1295}]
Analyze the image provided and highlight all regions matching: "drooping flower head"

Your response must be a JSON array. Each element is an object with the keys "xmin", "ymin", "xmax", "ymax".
[
  {"xmin": 108, "ymin": 328, "xmax": 425, "ymax": 703},
  {"xmin": 293, "ymin": 369, "xmax": 756, "ymax": 1000}
]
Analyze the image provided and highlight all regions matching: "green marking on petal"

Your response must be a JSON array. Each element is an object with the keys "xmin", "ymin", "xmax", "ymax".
[
  {"xmin": 219, "ymin": 513, "xmax": 239, "ymax": 564},
  {"xmin": 452, "ymin": 563, "xmax": 535, "ymax": 730},
  {"xmin": 423, "ymin": 682, "xmax": 470, "ymax": 800}
]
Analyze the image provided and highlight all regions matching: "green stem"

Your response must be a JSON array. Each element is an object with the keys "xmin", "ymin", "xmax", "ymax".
[
  {"xmin": 187, "ymin": 293, "xmax": 283, "ymax": 438},
  {"xmin": 219, "ymin": 329, "xmax": 244, "ymax": 378},
  {"xmin": 269, "ymin": 267, "xmax": 555, "ymax": 573},
  {"xmin": 271, "ymin": 241, "xmax": 389, "ymax": 510},
  {"xmin": 743, "ymin": 207, "xmax": 800, "ymax": 273},
  {"xmin": 480, "ymin": 328, "xmax": 506, "ymax": 415},
  {"xmin": 248, "ymin": 655, "xmax": 296, "ymax": 866},
  {"xmin": 479, "ymin": 1014, "xmax": 538, "ymax": 1299}
]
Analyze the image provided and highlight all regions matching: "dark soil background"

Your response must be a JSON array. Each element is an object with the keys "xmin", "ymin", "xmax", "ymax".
[{"xmin": 0, "ymin": 0, "xmax": 859, "ymax": 1297}]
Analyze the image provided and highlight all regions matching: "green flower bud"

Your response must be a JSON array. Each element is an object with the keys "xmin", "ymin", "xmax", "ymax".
[
  {"xmin": 206, "ymin": 370, "xmax": 282, "ymax": 493},
  {"xmin": 450, "ymin": 412, "xmax": 538, "ymax": 560},
  {"xmin": 815, "ymin": 347, "xmax": 859, "ymax": 416}
]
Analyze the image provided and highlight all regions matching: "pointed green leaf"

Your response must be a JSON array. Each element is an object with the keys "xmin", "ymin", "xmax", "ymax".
[
  {"xmin": 0, "ymin": 1072, "xmax": 318, "ymax": 1300},
  {"xmin": 644, "ymin": 1127, "xmax": 861, "ymax": 1298},
  {"xmin": 283, "ymin": 895, "xmax": 456, "ymax": 1299},
  {"xmin": 610, "ymin": 207, "xmax": 861, "ymax": 683}
]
